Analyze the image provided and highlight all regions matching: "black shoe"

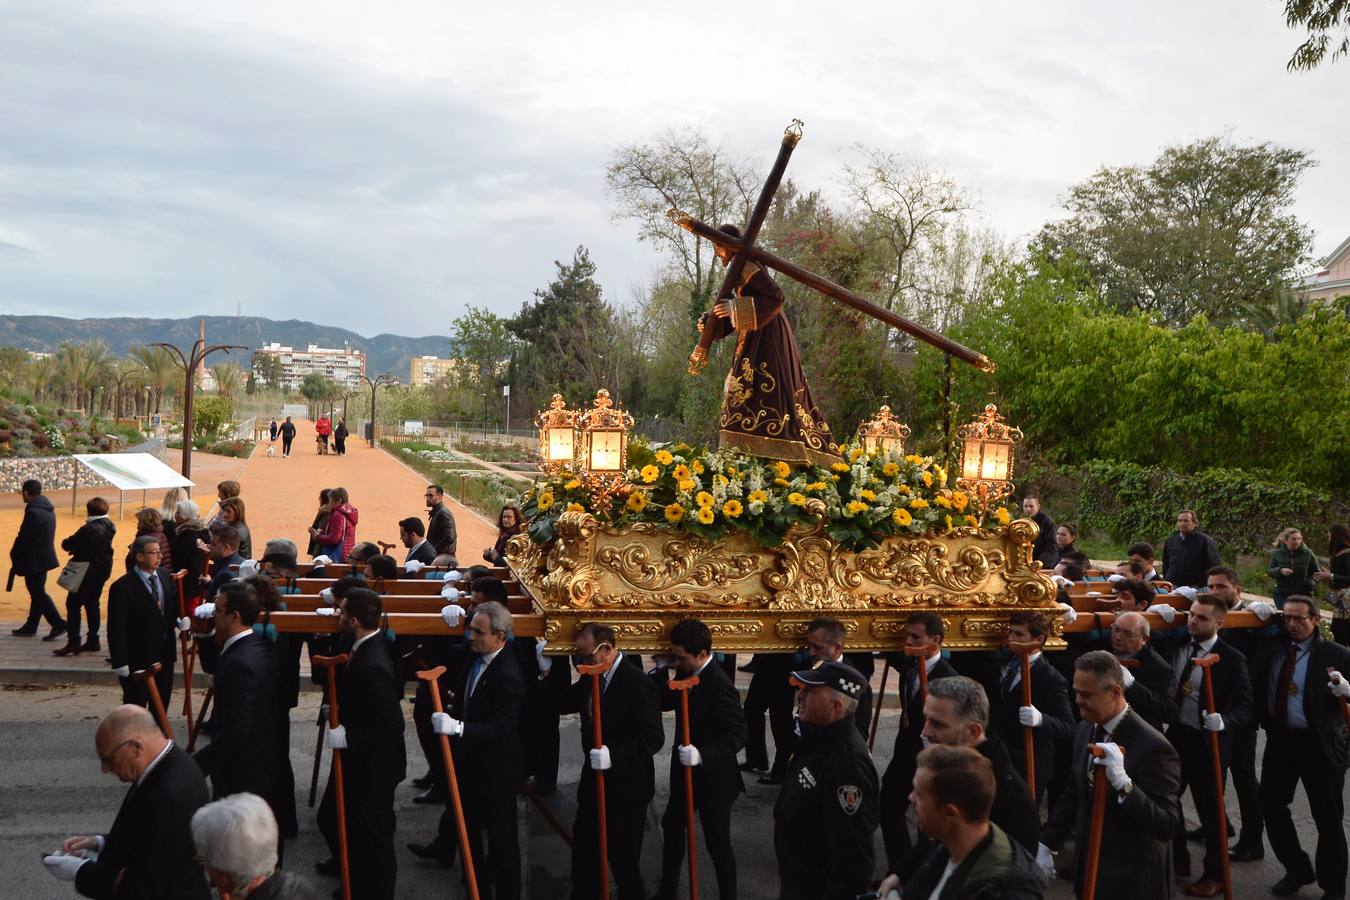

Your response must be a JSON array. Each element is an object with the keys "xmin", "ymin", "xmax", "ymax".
[
  {"xmin": 1271, "ymin": 869, "xmax": 1317, "ymax": 896},
  {"xmin": 757, "ymin": 773, "xmax": 784, "ymax": 786},
  {"xmin": 42, "ymin": 624, "xmax": 68, "ymax": 642},
  {"xmin": 411, "ymin": 787, "xmax": 447, "ymax": 804},
  {"xmin": 407, "ymin": 841, "xmax": 455, "ymax": 867},
  {"xmin": 11, "ymin": 625, "xmax": 38, "ymax": 636},
  {"xmin": 314, "ymin": 857, "xmax": 339, "ymax": 877},
  {"xmin": 1229, "ymin": 843, "xmax": 1265, "ymax": 862},
  {"xmin": 411, "ymin": 771, "xmax": 434, "ymax": 789},
  {"xmin": 739, "ymin": 761, "xmax": 768, "ymax": 774},
  {"xmin": 80, "ymin": 637, "xmax": 100, "ymax": 652}
]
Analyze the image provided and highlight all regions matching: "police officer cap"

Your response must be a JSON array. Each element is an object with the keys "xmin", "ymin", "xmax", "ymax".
[{"xmin": 790, "ymin": 659, "xmax": 867, "ymax": 698}]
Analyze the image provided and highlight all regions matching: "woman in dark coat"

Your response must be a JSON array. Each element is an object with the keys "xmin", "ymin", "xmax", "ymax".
[
  {"xmin": 125, "ymin": 507, "xmax": 173, "ymax": 574},
  {"xmin": 333, "ymin": 418, "xmax": 349, "ymax": 456},
  {"xmin": 54, "ymin": 497, "xmax": 117, "ymax": 655},
  {"xmin": 307, "ymin": 489, "xmax": 331, "ymax": 558},
  {"xmin": 1053, "ymin": 523, "xmax": 1078, "ymax": 567},
  {"xmin": 169, "ymin": 499, "xmax": 210, "ymax": 610},
  {"xmin": 483, "ymin": 504, "xmax": 523, "ymax": 566},
  {"xmin": 1315, "ymin": 523, "xmax": 1350, "ymax": 646},
  {"xmin": 1268, "ymin": 526, "xmax": 1319, "ymax": 606}
]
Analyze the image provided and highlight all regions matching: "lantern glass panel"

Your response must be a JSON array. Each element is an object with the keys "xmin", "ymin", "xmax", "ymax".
[
  {"xmin": 862, "ymin": 434, "xmax": 879, "ymax": 454},
  {"xmin": 961, "ymin": 442, "xmax": 983, "ymax": 480},
  {"xmin": 589, "ymin": 431, "xmax": 623, "ymax": 472},
  {"xmin": 979, "ymin": 442, "xmax": 1009, "ymax": 481},
  {"xmin": 546, "ymin": 427, "xmax": 574, "ymax": 463}
]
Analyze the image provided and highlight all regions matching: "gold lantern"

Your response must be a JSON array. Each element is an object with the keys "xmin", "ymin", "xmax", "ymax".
[
  {"xmin": 579, "ymin": 388, "xmax": 634, "ymax": 476},
  {"xmin": 535, "ymin": 393, "xmax": 579, "ymax": 471},
  {"xmin": 956, "ymin": 404, "xmax": 1023, "ymax": 508},
  {"xmin": 858, "ymin": 404, "xmax": 911, "ymax": 455}
]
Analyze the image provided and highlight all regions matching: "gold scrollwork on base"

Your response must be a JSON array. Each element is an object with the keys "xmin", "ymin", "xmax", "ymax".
[
  {"xmin": 595, "ymin": 534, "xmax": 762, "ymax": 593},
  {"xmin": 776, "ymin": 619, "xmax": 860, "ymax": 640},
  {"xmin": 765, "ymin": 530, "xmax": 866, "ymax": 610}
]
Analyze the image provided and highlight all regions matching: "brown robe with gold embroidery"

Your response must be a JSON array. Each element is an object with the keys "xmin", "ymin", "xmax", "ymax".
[{"xmin": 700, "ymin": 262, "xmax": 842, "ymax": 465}]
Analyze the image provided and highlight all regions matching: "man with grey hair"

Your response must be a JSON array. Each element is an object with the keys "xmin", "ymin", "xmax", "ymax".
[
  {"xmin": 42, "ymin": 705, "xmax": 210, "ymax": 898},
  {"xmin": 192, "ymin": 793, "xmax": 319, "ymax": 899},
  {"xmin": 1041, "ymin": 650, "xmax": 1181, "ymax": 900}
]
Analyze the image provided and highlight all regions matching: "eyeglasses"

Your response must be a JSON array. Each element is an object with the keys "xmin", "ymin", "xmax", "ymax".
[
  {"xmin": 1283, "ymin": 614, "xmax": 1313, "ymax": 623},
  {"xmin": 98, "ymin": 739, "xmax": 136, "ymax": 766}
]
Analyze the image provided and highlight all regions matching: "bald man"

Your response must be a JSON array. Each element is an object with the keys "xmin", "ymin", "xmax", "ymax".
[{"xmin": 43, "ymin": 705, "xmax": 211, "ymax": 899}]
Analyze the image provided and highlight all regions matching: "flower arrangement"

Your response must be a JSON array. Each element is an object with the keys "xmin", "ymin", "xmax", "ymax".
[{"xmin": 520, "ymin": 440, "xmax": 1015, "ymax": 551}]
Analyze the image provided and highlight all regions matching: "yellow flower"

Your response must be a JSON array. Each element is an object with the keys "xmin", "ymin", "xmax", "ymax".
[
  {"xmin": 996, "ymin": 507, "xmax": 1011, "ymax": 526},
  {"xmin": 672, "ymin": 464, "xmax": 691, "ymax": 481},
  {"xmin": 678, "ymin": 479, "xmax": 697, "ymax": 492},
  {"xmin": 945, "ymin": 514, "xmax": 954, "ymax": 531},
  {"xmin": 848, "ymin": 447, "xmax": 864, "ymax": 463},
  {"xmin": 806, "ymin": 481, "xmax": 827, "ymax": 492},
  {"xmin": 897, "ymin": 484, "xmax": 911, "ymax": 494},
  {"xmin": 771, "ymin": 460, "xmax": 791, "ymax": 478},
  {"xmin": 727, "ymin": 466, "xmax": 738, "ymax": 479},
  {"xmin": 964, "ymin": 515, "xmax": 979, "ymax": 527},
  {"xmin": 665, "ymin": 502, "xmax": 685, "ymax": 523},
  {"xmin": 695, "ymin": 505, "xmax": 715, "ymax": 525},
  {"xmin": 952, "ymin": 491, "xmax": 969, "ymax": 512},
  {"xmin": 909, "ymin": 498, "xmax": 929, "ymax": 509},
  {"xmin": 922, "ymin": 471, "xmax": 934, "ymax": 487},
  {"xmin": 788, "ymin": 492, "xmax": 807, "ymax": 506},
  {"xmin": 905, "ymin": 454, "xmax": 924, "ymax": 465},
  {"xmin": 722, "ymin": 499, "xmax": 743, "ymax": 518},
  {"xmin": 882, "ymin": 462, "xmax": 900, "ymax": 477},
  {"xmin": 831, "ymin": 462, "xmax": 850, "ymax": 473},
  {"xmin": 537, "ymin": 491, "xmax": 555, "ymax": 511},
  {"xmin": 846, "ymin": 500, "xmax": 869, "ymax": 515},
  {"xmin": 626, "ymin": 492, "xmax": 649, "ymax": 513},
  {"xmin": 713, "ymin": 474, "xmax": 729, "ymax": 489},
  {"xmin": 748, "ymin": 490, "xmax": 769, "ymax": 504},
  {"xmin": 892, "ymin": 508, "xmax": 913, "ymax": 527},
  {"xmin": 934, "ymin": 465, "xmax": 947, "ymax": 485},
  {"xmin": 695, "ymin": 491, "xmax": 715, "ymax": 508},
  {"xmin": 859, "ymin": 489, "xmax": 877, "ymax": 502},
  {"xmin": 566, "ymin": 502, "xmax": 586, "ymax": 513},
  {"xmin": 564, "ymin": 479, "xmax": 581, "ymax": 490},
  {"xmin": 691, "ymin": 460, "xmax": 705, "ymax": 475},
  {"xmin": 934, "ymin": 495, "xmax": 952, "ymax": 509},
  {"xmin": 774, "ymin": 477, "xmax": 790, "ymax": 487},
  {"xmin": 640, "ymin": 464, "xmax": 660, "ymax": 483},
  {"xmin": 655, "ymin": 449, "xmax": 674, "ymax": 465}
]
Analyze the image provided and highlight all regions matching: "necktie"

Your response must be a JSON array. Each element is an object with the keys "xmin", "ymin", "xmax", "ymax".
[
  {"xmin": 1179, "ymin": 641, "xmax": 1201, "ymax": 692},
  {"xmin": 147, "ymin": 573, "xmax": 161, "ymax": 611},
  {"xmin": 1275, "ymin": 643, "xmax": 1298, "ymax": 726},
  {"xmin": 467, "ymin": 656, "xmax": 485, "ymax": 698},
  {"xmin": 1001, "ymin": 661, "xmax": 1018, "ymax": 697}
]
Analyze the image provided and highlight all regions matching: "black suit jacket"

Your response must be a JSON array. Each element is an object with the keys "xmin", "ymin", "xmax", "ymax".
[
  {"xmin": 887, "ymin": 654, "xmax": 960, "ymax": 773},
  {"xmin": 1252, "ymin": 634, "xmax": 1350, "ymax": 768},
  {"xmin": 1121, "ymin": 645, "xmax": 1179, "ymax": 733},
  {"xmin": 987, "ymin": 654, "xmax": 1076, "ymax": 791},
  {"xmin": 654, "ymin": 660, "xmax": 747, "ymax": 804},
  {"xmin": 10, "ymin": 495, "xmax": 58, "ymax": 575},
  {"xmin": 450, "ymin": 644, "xmax": 525, "ymax": 799},
  {"xmin": 1043, "ymin": 710, "xmax": 1181, "ymax": 900},
  {"xmin": 338, "ymin": 634, "xmax": 408, "ymax": 779},
  {"xmin": 107, "ymin": 568, "xmax": 177, "ymax": 672},
  {"xmin": 75, "ymin": 745, "xmax": 212, "ymax": 900},
  {"xmin": 1157, "ymin": 632, "xmax": 1253, "ymax": 757},
  {"xmin": 405, "ymin": 541, "xmax": 437, "ymax": 565},
  {"xmin": 427, "ymin": 503, "xmax": 457, "ymax": 558},
  {"xmin": 559, "ymin": 653, "xmax": 664, "ymax": 802},
  {"xmin": 193, "ymin": 631, "xmax": 279, "ymax": 798}
]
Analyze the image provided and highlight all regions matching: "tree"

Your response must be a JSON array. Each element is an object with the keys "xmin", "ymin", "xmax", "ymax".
[
  {"xmin": 299, "ymin": 372, "xmax": 331, "ymax": 406},
  {"xmin": 193, "ymin": 395, "xmax": 232, "ymax": 441},
  {"xmin": 210, "ymin": 363, "xmax": 244, "ymax": 400},
  {"xmin": 130, "ymin": 345, "xmax": 176, "ymax": 413},
  {"xmin": 110, "ymin": 359, "xmax": 143, "ymax": 419},
  {"xmin": 1034, "ymin": 136, "xmax": 1316, "ymax": 327},
  {"xmin": 1285, "ymin": 0, "xmax": 1350, "ymax": 70}
]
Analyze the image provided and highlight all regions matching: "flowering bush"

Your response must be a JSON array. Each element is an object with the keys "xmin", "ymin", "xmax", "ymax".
[{"xmin": 521, "ymin": 440, "xmax": 1015, "ymax": 551}]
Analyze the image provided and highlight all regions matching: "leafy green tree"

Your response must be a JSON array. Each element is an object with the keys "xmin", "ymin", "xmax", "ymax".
[
  {"xmin": 130, "ymin": 345, "xmax": 176, "ymax": 413},
  {"xmin": 299, "ymin": 372, "xmax": 330, "ymax": 404},
  {"xmin": 193, "ymin": 395, "xmax": 232, "ymax": 440},
  {"xmin": 1284, "ymin": 0, "xmax": 1350, "ymax": 70}
]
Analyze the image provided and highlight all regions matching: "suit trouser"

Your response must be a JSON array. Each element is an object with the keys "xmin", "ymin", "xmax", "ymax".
[
  {"xmin": 572, "ymin": 777, "xmax": 648, "ymax": 900},
  {"xmin": 463, "ymin": 788, "xmax": 521, "ymax": 900},
  {"xmin": 318, "ymin": 765, "xmax": 399, "ymax": 900},
  {"xmin": 879, "ymin": 755, "xmax": 916, "ymax": 863},
  {"xmin": 1229, "ymin": 724, "xmax": 1262, "ymax": 846},
  {"xmin": 23, "ymin": 571, "xmax": 64, "ymax": 629},
  {"xmin": 658, "ymin": 778, "xmax": 736, "ymax": 900},
  {"xmin": 742, "ymin": 666, "xmax": 772, "ymax": 770},
  {"xmin": 522, "ymin": 675, "xmax": 563, "ymax": 790},
  {"xmin": 65, "ymin": 588, "xmax": 101, "ymax": 642},
  {"xmin": 413, "ymin": 680, "xmax": 449, "ymax": 793},
  {"xmin": 1260, "ymin": 729, "xmax": 1347, "ymax": 893},
  {"xmin": 118, "ymin": 663, "xmax": 174, "ymax": 715},
  {"xmin": 1171, "ymin": 725, "xmax": 1229, "ymax": 880}
]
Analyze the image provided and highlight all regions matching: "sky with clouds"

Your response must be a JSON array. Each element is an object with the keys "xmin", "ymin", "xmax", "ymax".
[{"xmin": 1, "ymin": 1, "xmax": 1346, "ymax": 337}]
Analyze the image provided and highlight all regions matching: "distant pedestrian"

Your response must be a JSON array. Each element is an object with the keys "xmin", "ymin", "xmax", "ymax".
[
  {"xmin": 1022, "ymin": 497, "xmax": 1058, "ymax": 569},
  {"xmin": 315, "ymin": 414, "xmax": 332, "ymax": 455},
  {"xmin": 1161, "ymin": 509, "xmax": 1222, "ymax": 589},
  {"xmin": 268, "ymin": 418, "xmax": 279, "ymax": 441},
  {"xmin": 333, "ymin": 417, "xmax": 349, "ymax": 455},
  {"xmin": 55, "ymin": 497, "xmax": 117, "ymax": 655},
  {"xmin": 279, "ymin": 416, "xmax": 296, "ymax": 458},
  {"xmin": 9, "ymin": 479, "xmax": 65, "ymax": 639},
  {"xmin": 307, "ymin": 489, "xmax": 332, "ymax": 559},
  {"xmin": 1267, "ymin": 527, "xmax": 1318, "ymax": 607}
]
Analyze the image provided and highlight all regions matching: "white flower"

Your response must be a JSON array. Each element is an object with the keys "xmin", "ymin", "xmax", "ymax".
[{"xmin": 748, "ymin": 500, "xmax": 765, "ymax": 516}]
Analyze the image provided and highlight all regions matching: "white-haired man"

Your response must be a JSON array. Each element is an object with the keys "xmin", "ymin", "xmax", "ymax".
[{"xmin": 192, "ymin": 793, "xmax": 319, "ymax": 899}]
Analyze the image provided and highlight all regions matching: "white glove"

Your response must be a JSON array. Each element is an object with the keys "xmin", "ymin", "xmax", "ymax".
[
  {"xmin": 1051, "ymin": 574, "xmax": 1074, "ymax": 590},
  {"xmin": 1035, "ymin": 843, "xmax": 1055, "ymax": 879},
  {"xmin": 325, "ymin": 724, "xmax": 348, "ymax": 750},
  {"xmin": 431, "ymin": 712, "xmax": 464, "ymax": 737},
  {"xmin": 1173, "ymin": 585, "xmax": 1198, "ymax": 602},
  {"xmin": 312, "ymin": 555, "xmax": 333, "ymax": 566},
  {"xmin": 238, "ymin": 560, "xmax": 259, "ymax": 578},
  {"xmin": 677, "ymin": 744, "xmax": 702, "ymax": 767},
  {"xmin": 319, "ymin": 587, "xmax": 334, "ymax": 603},
  {"xmin": 1120, "ymin": 666, "xmax": 1136, "ymax": 689},
  {"xmin": 589, "ymin": 746, "xmax": 612, "ymax": 770},
  {"xmin": 314, "ymin": 607, "xmax": 337, "ymax": 616},
  {"xmin": 443, "ymin": 570, "xmax": 464, "ymax": 582},
  {"xmin": 1146, "ymin": 603, "xmax": 1176, "ymax": 624},
  {"xmin": 535, "ymin": 640, "xmax": 552, "ymax": 674},
  {"xmin": 1107, "ymin": 573, "xmax": 1127, "ymax": 584},
  {"xmin": 1092, "ymin": 741, "xmax": 1130, "ymax": 791},
  {"xmin": 175, "ymin": 616, "xmax": 191, "ymax": 633},
  {"xmin": 1057, "ymin": 602, "xmax": 1078, "ymax": 625},
  {"xmin": 113, "ymin": 665, "xmax": 130, "ymax": 678},
  {"xmin": 1329, "ymin": 670, "xmax": 1350, "ymax": 698},
  {"xmin": 42, "ymin": 854, "xmax": 86, "ymax": 881},
  {"xmin": 441, "ymin": 604, "xmax": 465, "ymax": 628},
  {"xmin": 440, "ymin": 585, "xmax": 462, "ymax": 602},
  {"xmin": 193, "ymin": 602, "xmax": 216, "ymax": 620},
  {"xmin": 405, "ymin": 560, "xmax": 426, "ymax": 573},
  {"xmin": 1018, "ymin": 705, "xmax": 1043, "ymax": 728},
  {"xmin": 1202, "ymin": 710, "xmax": 1225, "ymax": 732},
  {"xmin": 1248, "ymin": 601, "xmax": 1276, "ymax": 622}
]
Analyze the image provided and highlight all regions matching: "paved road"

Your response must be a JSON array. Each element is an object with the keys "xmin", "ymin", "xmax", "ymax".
[{"xmin": 1, "ymin": 678, "xmax": 1337, "ymax": 899}]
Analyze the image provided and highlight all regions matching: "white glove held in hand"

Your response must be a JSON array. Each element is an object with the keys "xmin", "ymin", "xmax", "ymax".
[
  {"xmin": 440, "ymin": 585, "xmax": 462, "ymax": 602},
  {"xmin": 441, "ymin": 604, "xmax": 466, "ymax": 627},
  {"xmin": 1203, "ymin": 710, "xmax": 1225, "ymax": 732},
  {"xmin": 314, "ymin": 607, "xmax": 337, "ymax": 616},
  {"xmin": 1146, "ymin": 603, "xmax": 1176, "ymax": 624},
  {"xmin": 42, "ymin": 854, "xmax": 86, "ymax": 881},
  {"xmin": 1329, "ymin": 670, "xmax": 1350, "ymax": 699},
  {"xmin": 1093, "ymin": 741, "xmax": 1130, "ymax": 791},
  {"xmin": 1035, "ymin": 843, "xmax": 1055, "ymax": 879},
  {"xmin": 677, "ymin": 744, "xmax": 702, "ymax": 767},
  {"xmin": 325, "ymin": 724, "xmax": 348, "ymax": 750},
  {"xmin": 1057, "ymin": 602, "xmax": 1078, "ymax": 625},
  {"xmin": 589, "ymin": 746, "xmax": 612, "ymax": 770},
  {"xmin": 1247, "ymin": 601, "xmax": 1276, "ymax": 622},
  {"xmin": 175, "ymin": 616, "xmax": 191, "ymax": 633},
  {"xmin": 1120, "ymin": 666, "xmax": 1136, "ymax": 689},
  {"xmin": 431, "ymin": 712, "xmax": 464, "ymax": 737},
  {"xmin": 443, "ymin": 570, "xmax": 464, "ymax": 583},
  {"xmin": 312, "ymin": 555, "xmax": 333, "ymax": 566},
  {"xmin": 193, "ymin": 602, "xmax": 216, "ymax": 620},
  {"xmin": 1018, "ymin": 705, "xmax": 1043, "ymax": 728},
  {"xmin": 113, "ymin": 665, "xmax": 130, "ymax": 678},
  {"xmin": 319, "ymin": 588, "xmax": 334, "ymax": 603},
  {"xmin": 238, "ymin": 559, "xmax": 259, "ymax": 578},
  {"xmin": 535, "ymin": 640, "xmax": 552, "ymax": 674},
  {"xmin": 405, "ymin": 560, "xmax": 426, "ymax": 573}
]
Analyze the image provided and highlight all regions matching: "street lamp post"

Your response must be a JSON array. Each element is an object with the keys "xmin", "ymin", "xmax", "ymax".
[
  {"xmin": 153, "ymin": 338, "xmax": 247, "ymax": 483},
  {"xmin": 360, "ymin": 373, "xmax": 397, "ymax": 447}
]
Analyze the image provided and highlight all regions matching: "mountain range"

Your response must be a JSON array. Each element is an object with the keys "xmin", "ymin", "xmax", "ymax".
[{"xmin": 0, "ymin": 315, "xmax": 451, "ymax": 377}]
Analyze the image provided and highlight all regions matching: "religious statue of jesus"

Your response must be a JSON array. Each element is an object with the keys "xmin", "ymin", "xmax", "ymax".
[{"xmin": 699, "ymin": 223, "xmax": 843, "ymax": 467}]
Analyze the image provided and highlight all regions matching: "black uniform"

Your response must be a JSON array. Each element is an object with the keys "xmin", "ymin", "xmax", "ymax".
[
  {"xmin": 774, "ymin": 717, "xmax": 879, "ymax": 900},
  {"xmin": 427, "ymin": 501, "xmax": 457, "ymax": 560},
  {"xmin": 879, "ymin": 652, "xmax": 959, "ymax": 861},
  {"xmin": 985, "ymin": 652, "xmax": 1075, "ymax": 802},
  {"xmin": 194, "ymin": 630, "xmax": 280, "ymax": 802}
]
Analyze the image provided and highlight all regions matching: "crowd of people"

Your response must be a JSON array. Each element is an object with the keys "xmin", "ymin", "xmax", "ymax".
[
  {"xmin": 263, "ymin": 415, "xmax": 350, "ymax": 459},
  {"xmin": 9, "ymin": 479, "xmax": 1350, "ymax": 900}
]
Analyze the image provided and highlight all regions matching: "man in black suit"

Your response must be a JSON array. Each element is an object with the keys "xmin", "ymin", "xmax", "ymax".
[
  {"xmin": 399, "ymin": 516, "xmax": 437, "ymax": 566},
  {"xmin": 1154, "ymin": 594, "xmax": 1253, "ymax": 896},
  {"xmin": 10, "ymin": 478, "xmax": 66, "ymax": 639},
  {"xmin": 43, "ymin": 705, "xmax": 211, "ymax": 899},
  {"xmin": 879, "ymin": 611, "xmax": 959, "ymax": 862},
  {"xmin": 1162, "ymin": 509, "xmax": 1222, "ymax": 589},
  {"xmin": 1022, "ymin": 496, "xmax": 1057, "ymax": 570},
  {"xmin": 987, "ymin": 610, "xmax": 1076, "ymax": 803},
  {"xmin": 651, "ymin": 618, "xmax": 747, "ymax": 900},
  {"xmin": 425, "ymin": 484, "xmax": 458, "ymax": 561},
  {"xmin": 1041, "ymin": 651, "xmax": 1182, "ymax": 900},
  {"xmin": 1110, "ymin": 610, "xmax": 1179, "ymax": 733},
  {"xmin": 317, "ymin": 587, "xmax": 407, "ymax": 900},
  {"xmin": 202, "ymin": 524, "xmax": 245, "ymax": 600},
  {"xmin": 1253, "ymin": 594, "xmax": 1350, "ymax": 899},
  {"xmin": 417, "ymin": 600, "xmax": 524, "ymax": 900},
  {"xmin": 107, "ymin": 535, "xmax": 181, "ymax": 709},
  {"xmin": 804, "ymin": 616, "xmax": 874, "ymax": 737},
  {"xmin": 558, "ymin": 622, "xmax": 664, "ymax": 900}
]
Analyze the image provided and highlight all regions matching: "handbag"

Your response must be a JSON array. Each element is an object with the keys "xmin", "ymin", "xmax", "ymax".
[{"xmin": 57, "ymin": 559, "xmax": 90, "ymax": 593}]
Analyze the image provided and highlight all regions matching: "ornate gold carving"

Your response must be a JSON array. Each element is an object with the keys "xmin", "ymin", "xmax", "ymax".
[
  {"xmin": 776, "ymin": 619, "xmax": 860, "ymax": 640},
  {"xmin": 765, "ymin": 529, "xmax": 866, "ymax": 610},
  {"xmin": 595, "ymin": 535, "xmax": 761, "ymax": 593},
  {"xmin": 708, "ymin": 621, "xmax": 763, "ymax": 638},
  {"xmin": 962, "ymin": 618, "xmax": 1012, "ymax": 638},
  {"xmin": 857, "ymin": 531, "xmax": 1005, "ymax": 594}
]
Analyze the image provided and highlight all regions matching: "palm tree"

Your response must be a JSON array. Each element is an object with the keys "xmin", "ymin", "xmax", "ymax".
[
  {"xmin": 110, "ymin": 359, "xmax": 143, "ymax": 419},
  {"xmin": 130, "ymin": 345, "xmax": 177, "ymax": 414},
  {"xmin": 76, "ymin": 340, "xmax": 112, "ymax": 414},
  {"xmin": 210, "ymin": 363, "xmax": 243, "ymax": 400}
]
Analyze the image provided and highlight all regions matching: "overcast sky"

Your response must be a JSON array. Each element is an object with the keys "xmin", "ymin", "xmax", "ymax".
[{"xmin": 2, "ymin": 1, "xmax": 1346, "ymax": 338}]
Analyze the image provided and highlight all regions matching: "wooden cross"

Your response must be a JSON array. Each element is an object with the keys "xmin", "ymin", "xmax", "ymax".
[{"xmin": 670, "ymin": 120, "xmax": 995, "ymax": 376}]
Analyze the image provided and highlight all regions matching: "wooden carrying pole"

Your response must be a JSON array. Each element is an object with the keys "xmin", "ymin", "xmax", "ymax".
[
  {"xmin": 415, "ymin": 665, "xmax": 480, "ymax": 900},
  {"xmin": 868, "ymin": 660, "xmax": 891, "ymax": 752},
  {"xmin": 1082, "ymin": 743, "xmax": 1123, "ymax": 900},
  {"xmin": 1330, "ymin": 668, "xmax": 1350, "ymax": 729},
  {"xmin": 1195, "ymin": 655, "xmax": 1233, "ymax": 900},
  {"xmin": 578, "ymin": 656, "xmax": 617, "ymax": 900},
  {"xmin": 903, "ymin": 644, "xmax": 933, "ymax": 699},
  {"xmin": 669, "ymin": 675, "xmax": 702, "ymax": 900},
  {"xmin": 314, "ymin": 654, "xmax": 353, "ymax": 900},
  {"xmin": 172, "ymin": 570, "xmax": 194, "ymax": 721},
  {"xmin": 187, "ymin": 687, "xmax": 212, "ymax": 752},
  {"xmin": 1009, "ymin": 640, "xmax": 1040, "ymax": 798},
  {"xmin": 131, "ymin": 663, "xmax": 174, "ymax": 741}
]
